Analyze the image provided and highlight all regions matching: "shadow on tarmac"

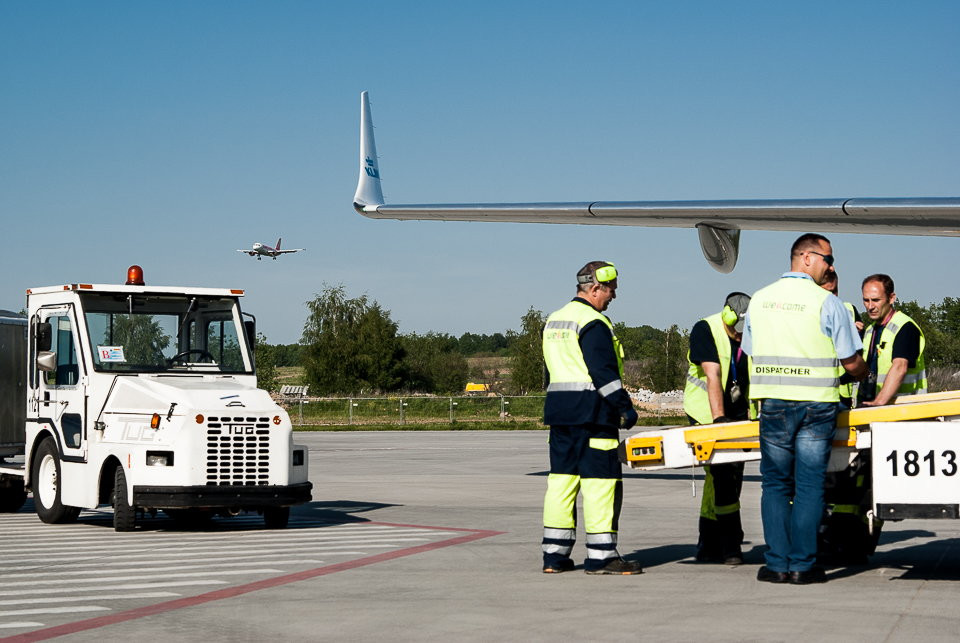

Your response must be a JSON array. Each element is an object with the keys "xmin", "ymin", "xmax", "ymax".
[
  {"xmin": 15, "ymin": 498, "xmax": 400, "ymax": 533},
  {"xmin": 629, "ymin": 529, "xmax": 956, "ymax": 576},
  {"xmin": 304, "ymin": 499, "xmax": 401, "ymax": 524},
  {"xmin": 812, "ymin": 530, "xmax": 956, "ymax": 582},
  {"xmin": 869, "ymin": 536, "xmax": 960, "ymax": 581},
  {"xmin": 625, "ymin": 543, "xmax": 696, "ymax": 568},
  {"xmin": 878, "ymin": 528, "xmax": 937, "ymax": 547},
  {"xmin": 623, "ymin": 542, "xmax": 768, "ymax": 568}
]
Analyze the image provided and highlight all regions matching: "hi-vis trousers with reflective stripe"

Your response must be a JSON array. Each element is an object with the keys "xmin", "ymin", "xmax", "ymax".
[{"xmin": 542, "ymin": 424, "xmax": 623, "ymax": 571}]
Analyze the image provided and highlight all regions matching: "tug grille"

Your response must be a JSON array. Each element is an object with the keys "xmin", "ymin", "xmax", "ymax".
[{"xmin": 205, "ymin": 416, "xmax": 271, "ymax": 486}]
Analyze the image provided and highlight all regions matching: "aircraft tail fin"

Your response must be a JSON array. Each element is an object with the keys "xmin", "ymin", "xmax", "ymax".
[
  {"xmin": 276, "ymin": 238, "xmax": 282, "ymax": 250},
  {"xmin": 353, "ymin": 91, "xmax": 384, "ymax": 211}
]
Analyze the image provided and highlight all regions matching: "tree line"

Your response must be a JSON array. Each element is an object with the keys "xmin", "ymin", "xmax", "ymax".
[
  {"xmin": 254, "ymin": 287, "xmax": 960, "ymax": 396},
  {"xmin": 898, "ymin": 298, "xmax": 960, "ymax": 390},
  {"xmin": 265, "ymin": 331, "xmax": 512, "ymax": 368},
  {"xmin": 254, "ymin": 286, "xmax": 691, "ymax": 396}
]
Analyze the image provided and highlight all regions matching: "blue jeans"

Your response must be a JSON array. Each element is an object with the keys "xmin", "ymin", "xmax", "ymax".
[{"xmin": 758, "ymin": 399, "xmax": 838, "ymax": 572}]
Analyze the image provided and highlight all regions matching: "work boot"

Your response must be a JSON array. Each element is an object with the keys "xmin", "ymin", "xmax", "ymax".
[
  {"xmin": 695, "ymin": 545, "xmax": 742, "ymax": 565},
  {"xmin": 584, "ymin": 558, "xmax": 643, "ymax": 575},
  {"xmin": 542, "ymin": 559, "xmax": 575, "ymax": 574},
  {"xmin": 694, "ymin": 549, "xmax": 723, "ymax": 563},
  {"xmin": 717, "ymin": 512, "xmax": 744, "ymax": 564},
  {"xmin": 789, "ymin": 567, "xmax": 827, "ymax": 585},
  {"xmin": 722, "ymin": 553, "xmax": 744, "ymax": 565},
  {"xmin": 756, "ymin": 566, "xmax": 789, "ymax": 584}
]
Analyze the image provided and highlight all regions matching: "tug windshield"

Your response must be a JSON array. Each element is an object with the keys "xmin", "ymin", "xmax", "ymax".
[{"xmin": 81, "ymin": 293, "xmax": 253, "ymax": 374}]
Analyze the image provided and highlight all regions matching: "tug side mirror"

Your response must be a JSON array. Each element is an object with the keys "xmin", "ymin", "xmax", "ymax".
[{"xmin": 37, "ymin": 321, "xmax": 52, "ymax": 352}]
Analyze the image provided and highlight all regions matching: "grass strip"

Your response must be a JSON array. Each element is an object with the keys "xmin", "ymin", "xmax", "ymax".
[{"xmin": 294, "ymin": 416, "xmax": 686, "ymax": 432}]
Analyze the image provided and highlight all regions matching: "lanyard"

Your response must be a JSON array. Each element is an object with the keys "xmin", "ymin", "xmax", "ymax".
[{"xmin": 868, "ymin": 323, "xmax": 884, "ymax": 363}]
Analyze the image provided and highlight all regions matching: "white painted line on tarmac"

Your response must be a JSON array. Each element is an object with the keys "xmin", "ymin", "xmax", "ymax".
[
  {"xmin": 0, "ymin": 539, "xmax": 429, "ymax": 564},
  {"xmin": 1, "ymin": 560, "xmax": 325, "ymax": 578},
  {"xmin": 0, "ymin": 523, "xmax": 453, "ymax": 540},
  {"xmin": 0, "ymin": 621, "xmax": 44, "ymax": 629},
  {"xmin": 0, "ymin": 526, "xmax": 359, "ymax": 543},
  {"xmin": 0, "ymin": 605, "xmax": 109, "ymax": 617},
  {"xmin": 0, "ymin": 580, "xmax": 225, "ymax": 597},
  {"xmin": 0, "ymin": 518, "xmax": 410, "ymax": 538},
  {"xmin": 0, "ymin": 592, "xmax": 179, "ymax": 606},
  {"xmin": 2, "ymin": 553, "xmax": 366, "ymax": 573},
  {"xmin": 0, "ymin": 534, "xmax": 439, "ymax": 560},
  {"xmin": 0, "ymin": 569, "xmax": 284, "ymax": 588}
]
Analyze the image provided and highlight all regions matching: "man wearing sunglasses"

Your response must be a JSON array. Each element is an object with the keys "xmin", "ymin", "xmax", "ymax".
[
  {"xmin": 541, "ymin": 261, "xmax": 642, "ymax": 575},
  {"xmin": 742, "ymin": 233, "xmax": 867, "ymax": 584}
]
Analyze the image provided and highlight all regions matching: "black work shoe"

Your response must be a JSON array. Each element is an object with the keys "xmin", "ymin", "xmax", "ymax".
[
  {"xmin": 584, "ymin": 558, "xmax": 643, "ymax": 575},
  {"xmin": 695, "ymin": 550, "xmax": 724, "ymax": 564},
  {"xmin": 756, "ymin": 566, "xmax": 789, "ymax": 583},
  {"xmin": 723, "ymin": 554, "xmax": 744, "ymax": 566},
  {"xmin": 542, "ymin": 559, "xmax": 575, "ymax": 573},
  {"xmin": 789, "ymin": 567, "xmax": 827, "ymax": 585}
]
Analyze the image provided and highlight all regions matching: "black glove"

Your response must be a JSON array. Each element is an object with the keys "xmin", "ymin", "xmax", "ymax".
[
  {"xmin": 713, "ymin": 415, "xmax": 732, "ymax": 424},
  {"xmin": 622, "ymin": 408, "xmax": 639, "ymax": 430}
]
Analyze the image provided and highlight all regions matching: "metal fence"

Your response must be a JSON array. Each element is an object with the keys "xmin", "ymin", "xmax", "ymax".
[{"xmin": 278, "ymin": 395, "xmax": 546, "ymax": 426}]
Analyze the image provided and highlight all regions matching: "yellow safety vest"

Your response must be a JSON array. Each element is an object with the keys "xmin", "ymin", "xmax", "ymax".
[
  {"xmin": 838, "ymin": 302, "xmax": 857, "ymax": 399},
  {"xmin": 748, "ymin": 277, "xmax": 840, "ymax": 403},
  {"xmin": 863, "ymin": 310, "xmax": 927, "ymax": 396},
  {"xmin": 684, "ymin": 313, "xmax": 731, "ymax": 424},
  {"xmin": 684, "ymin": 313, "xmax": 757, "ymax": 424},
  {"xmin": 543, "ymin": 300, "xmax": 623, "ymax": 393}
]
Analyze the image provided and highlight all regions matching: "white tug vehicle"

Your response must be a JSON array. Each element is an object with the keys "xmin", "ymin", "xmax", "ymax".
[{"xmin": 0, "ymin": 266, "xmax": 311, "ymax": 531}]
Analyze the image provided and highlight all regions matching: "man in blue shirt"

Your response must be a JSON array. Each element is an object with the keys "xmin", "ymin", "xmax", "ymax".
[{"xmin": 743, "ymin": 233, "xmax": 867, "ymax": 585}]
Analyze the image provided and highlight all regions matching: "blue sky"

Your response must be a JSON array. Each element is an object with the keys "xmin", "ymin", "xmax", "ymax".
[{"xmin": 2, "ymin": 2, "xmax": 958, "ymax": 344}]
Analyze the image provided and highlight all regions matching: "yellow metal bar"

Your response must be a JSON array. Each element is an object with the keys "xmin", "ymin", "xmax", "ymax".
[
  {"xmin": 713, "ymin": 441, "xmax": 759, "ymax": 450},
  {"xmin": 624, "ymin": 391, "xmax": 960, "ymax": 466},
  {"xmin": 684, "ymin": 420, "xmax": 757, "ymax": 444},
  {"xmin": 683, "ymin": 394, "xmax": 960, "ymax": 463},
  {"xmin": 835, "ymin": 427, "xmax": 857, "ymax": 448},
  {"xmin": 696, "ymin": 431, "xmax": 856, "ymax": 462},
  {"xmin": 841, "ymin": 397, "xmax": 960, "ymax": 426}
]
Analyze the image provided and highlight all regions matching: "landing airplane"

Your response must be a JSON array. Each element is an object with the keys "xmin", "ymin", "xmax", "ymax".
[
  {"xmin": 236, "ymin": 238, "xmax": 304, "ymax": 260},
  {"xmin": 353, "ymin": 91, "xmax": 960, "ymax": 273}
]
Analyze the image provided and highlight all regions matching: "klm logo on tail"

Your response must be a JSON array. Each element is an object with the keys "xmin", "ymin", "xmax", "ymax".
[{"xmin": 364, "ymin": 156, "xmax": 379, "ymax": 179}]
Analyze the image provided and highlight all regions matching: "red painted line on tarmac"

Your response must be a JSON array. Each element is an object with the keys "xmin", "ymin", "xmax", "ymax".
[
  {"xmin": 368, "ymin": 520, "xmax": 497, "ymax": 532},
  {"xmin": 1, "ymin": 526, "xmax": 504, "ymax": 643}
]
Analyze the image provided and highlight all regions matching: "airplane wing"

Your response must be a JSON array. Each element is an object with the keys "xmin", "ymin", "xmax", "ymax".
[
  {"xmin": 275, "ymin": 248, "xmax": 304, "ymax": 254},
  {"xmin": 237, "ymin": 249, "xmax": 257, "ymax": 256},
  {"xmin": 353, "ymin": 91, "xmax": 960, "ymax": 273}
]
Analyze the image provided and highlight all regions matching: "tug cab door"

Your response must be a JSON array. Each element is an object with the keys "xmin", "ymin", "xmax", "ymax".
[{"xmin": 32, "ymin": 306, "xmax": 88, "ymax": 462}]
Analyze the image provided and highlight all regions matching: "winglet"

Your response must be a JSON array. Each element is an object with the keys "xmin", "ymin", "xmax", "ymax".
[{"xmin": 353, "ymin": 91, "xmax": 385, "ymax": 212}]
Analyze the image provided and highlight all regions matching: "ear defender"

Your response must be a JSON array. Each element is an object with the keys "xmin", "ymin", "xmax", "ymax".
[
  {"xmin": 721, "ymin": 305, "xmax": 739, "ymax": 326},
  {"xmin": 594, "ymin": 264, "xmax": 618, "ymax": 283}
]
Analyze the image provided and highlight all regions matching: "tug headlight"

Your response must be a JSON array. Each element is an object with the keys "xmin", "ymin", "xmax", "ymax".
[{"xmin": 146, "ymin": 451, "xmax": 174, "ymax": 467}]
